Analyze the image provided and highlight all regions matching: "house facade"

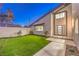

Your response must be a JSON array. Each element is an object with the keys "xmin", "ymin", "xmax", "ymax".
[{"xmin": 30, "ymin": 3, "xmax": 78, "ymax": 41}]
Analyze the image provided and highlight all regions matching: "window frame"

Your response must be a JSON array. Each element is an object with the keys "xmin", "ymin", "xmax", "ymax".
[
  {"xmin": 34, "ymin": 24, "xmax": 44, "ymax": 31},
  {"xmin": 55, "ymin": 11, "xmax": 65, "ymax": 19}
]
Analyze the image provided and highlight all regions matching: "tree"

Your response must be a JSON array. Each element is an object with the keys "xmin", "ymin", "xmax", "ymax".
[{"xmin": 6, "ymin": 8, "xmax": 14, "ymax": 24}]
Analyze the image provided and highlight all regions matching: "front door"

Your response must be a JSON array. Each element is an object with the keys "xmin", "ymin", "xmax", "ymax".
[{"xmin": 54, "ymin": 11, "xmax": 67, "ymax": 36}]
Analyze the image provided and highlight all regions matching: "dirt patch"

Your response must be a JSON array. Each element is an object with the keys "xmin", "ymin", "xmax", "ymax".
[{"xmin": 65, "ymin": 45, "xmax": 79, "ymax": 56}]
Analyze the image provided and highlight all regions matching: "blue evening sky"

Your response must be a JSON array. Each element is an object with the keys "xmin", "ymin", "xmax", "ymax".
[{"xmin": 1, "ymin": 3, "xmax": 61, "ymax": 26}]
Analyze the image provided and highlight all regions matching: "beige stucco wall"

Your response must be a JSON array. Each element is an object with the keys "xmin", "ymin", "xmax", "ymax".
[
  {"xmin": 72, "ymin": 3, "xmax": 79, "ymax": 50},
  {"xmin": 51, "ymin": 4, "xmax": 73, "ymax": 39},
  {"xmin": 0, "ymin": 27, "xmax": 30, "ymax": 38},
  {"xmin": 31, "ymin": 13, "xmax": 51, "ymax": 36}
]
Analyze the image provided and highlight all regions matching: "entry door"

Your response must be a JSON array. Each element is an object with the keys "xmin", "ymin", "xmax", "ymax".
[
  {"xmin": 54, "ymin": 11, "xmax": 67, "ymax": 36},
  {"xmin": 56, "ymin": 25, "xmax": 63, "ymax": 35}
]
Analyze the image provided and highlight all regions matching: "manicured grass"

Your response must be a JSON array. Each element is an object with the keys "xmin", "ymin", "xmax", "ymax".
[{"xmin": 0, "ymin": 35, "xmax": 49, "ymax": 56}]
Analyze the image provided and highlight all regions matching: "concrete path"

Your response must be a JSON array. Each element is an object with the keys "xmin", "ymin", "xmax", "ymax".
[{"xmin": 34, "ymin": 38, "xmax": 66, "ymax": 56}]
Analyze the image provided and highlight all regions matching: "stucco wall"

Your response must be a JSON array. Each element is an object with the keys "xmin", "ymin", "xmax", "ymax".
[
  {"xmin": 0, "ymin": 27, "xmax": 30, "ymax": 38},
  {"xmin": 72, "ymin": 3, "xmax": 79, "ymax": 50},
  {"xmin": 31, "ymin": 13, "xmax": 51, "ymax": 36}
]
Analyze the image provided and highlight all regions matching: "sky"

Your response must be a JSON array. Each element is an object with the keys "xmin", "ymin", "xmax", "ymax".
[{"xmin": 0, "ymin": 3, "xmax": 61, "ymax": 26}]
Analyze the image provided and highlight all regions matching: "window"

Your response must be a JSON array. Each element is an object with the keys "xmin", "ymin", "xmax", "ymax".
[
  {"xmin": 35, "ymin": 25, "xmax": 43, "ymax": 31},
  {"xmin": 55, "ymin": 12, "xmax": 65, "ymax": 19}
]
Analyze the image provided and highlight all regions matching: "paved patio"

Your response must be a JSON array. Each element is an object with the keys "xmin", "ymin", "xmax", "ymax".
[{"xmin": 34, "ymin": 38, "xmax": 76, "ymax": 56}]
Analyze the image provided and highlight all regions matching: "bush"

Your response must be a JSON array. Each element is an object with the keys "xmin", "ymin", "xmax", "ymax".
[
  {"xmin": 29, "ymin": 30, "xmax": 34, "ymax": 34},
  {"xmin": 17, "ymin": 30, "xmax": 22, "ymax": 35},
  {"xmin": 44, "ymin": 31, "xmax": 49, "ymax": 36},
  {"xmin": 69, "ymin": 48, "xmax": 75, "ymax": 53}
]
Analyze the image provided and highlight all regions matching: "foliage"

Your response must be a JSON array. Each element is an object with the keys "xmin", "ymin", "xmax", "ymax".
[
  {"xmin": 17, "ymin": 30, "xmax": 22, "ymax": 35},
  {"xmin": 29, "ymin": 30, "xmax": 34, "ymax": 34},
  {"xmin": 44, "ymin": 31, "xmax": 49, "ymax": 36}
]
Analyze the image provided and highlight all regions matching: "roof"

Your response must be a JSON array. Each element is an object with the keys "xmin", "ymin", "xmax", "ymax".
[{"xmin": 29, "ymin": 3, "xmax": 71, "ymax": 27}]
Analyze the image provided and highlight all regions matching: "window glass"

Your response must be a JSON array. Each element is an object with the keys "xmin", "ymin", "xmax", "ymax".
[
  {"xmin": 62, "ymin": 12, "xmax": 65, "ymax": 18},
  {"xmin": 57, "ymin": 25, "xmax": 63, "ymax": 34},
  {"xmin": 60, "ymin": 13, "xmax": 62, "ymax": 18},
  {"xmin": 55, "ymin": 12, "xmax": 65, "ymax": 19},
  {"xmin": 35, "ymin": 25, "xmax": 43, "ymax": 31}
]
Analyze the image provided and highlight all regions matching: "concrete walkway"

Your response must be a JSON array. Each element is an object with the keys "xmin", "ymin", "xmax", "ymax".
[{"xmin": 34, "ymin": 38, "xmax": 66, "ymax": 56}]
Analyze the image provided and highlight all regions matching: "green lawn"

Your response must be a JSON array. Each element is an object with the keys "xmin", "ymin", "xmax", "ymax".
[{"xmin": 0, "ymin": 35, "xmax": 49, "ymax": 56}]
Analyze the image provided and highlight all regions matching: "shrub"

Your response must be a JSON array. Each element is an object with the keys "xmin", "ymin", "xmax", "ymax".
[
  {"xmin": 44, "ymin": 31, "xmax": 49, "ymax": 36},
  {"xmin": 69, "ymin": 48, "xmax": 75, "ymax": 53},
  {"xmin": 29, "ymin": 30, "xmax": 34, "ymax": 34},
  {"xmin": 17, "ymin": 30, "xmax": 22, "ymax": 36}
]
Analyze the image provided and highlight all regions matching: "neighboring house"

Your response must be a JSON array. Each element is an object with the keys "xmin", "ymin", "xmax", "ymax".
[{"xmin": 29, "ymin": 3, "xmax": 79, "ymax": 41}]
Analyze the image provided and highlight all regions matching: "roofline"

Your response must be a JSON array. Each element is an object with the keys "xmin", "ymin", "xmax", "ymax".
[{"xmin": 29, "ymin": 3, "xmax": 70, "ymax": 27}]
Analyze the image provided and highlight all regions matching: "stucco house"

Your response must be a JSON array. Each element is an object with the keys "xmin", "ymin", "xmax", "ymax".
[{"xmin": 30, "ymin": 3, "xmax": 79, "ymax": 40}]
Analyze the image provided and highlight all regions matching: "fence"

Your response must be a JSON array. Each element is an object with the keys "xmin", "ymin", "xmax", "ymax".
[{"xmin": 0, "ymin": 27, "xmax": 30, "ymax": 38}]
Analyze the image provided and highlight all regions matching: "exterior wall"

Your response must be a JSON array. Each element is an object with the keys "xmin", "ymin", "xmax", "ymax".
[
  {"xmin": 51, "ymin": 4, "xmax": 73, "ymax": 39},
  {"xmin": 30, "ymin": 4, "xmax": 74, "ymax": 39},
  {"xmin": 0, "ymin": 27, "xmax": 30, "ymax": 38},
  {"xmin": 72, "ymin": 3, "xmax": 79, "ymax": 50},
  {"xmin": 30, "ymin": 13, "xmax": 51, "ymax": 36}
]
